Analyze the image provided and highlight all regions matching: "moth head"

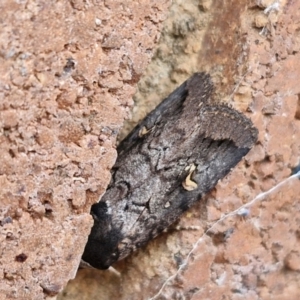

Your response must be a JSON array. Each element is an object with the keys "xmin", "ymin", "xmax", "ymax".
[{"xmin": 82, "ymin": 202, "xmax": 123, "ymax": 269}]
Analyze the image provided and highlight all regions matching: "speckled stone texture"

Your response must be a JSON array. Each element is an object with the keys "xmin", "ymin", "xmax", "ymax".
[
  {"xmin": 0, "ymin": 1, "xmax": 170, "ymax": 299},
  {"xmin": 59, "ymin": 0, "xmax": 300, "ymax": 299}
]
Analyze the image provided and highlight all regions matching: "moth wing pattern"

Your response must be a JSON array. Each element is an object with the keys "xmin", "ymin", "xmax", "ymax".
[{"xmin": 82, "ymin": 72, "xmax": 258, "ymax": 269}]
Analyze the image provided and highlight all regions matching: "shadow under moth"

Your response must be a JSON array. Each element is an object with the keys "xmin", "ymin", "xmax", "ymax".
[{"xmin": 82, "ymin": 72, "xmax": 258, "ymax": 269}]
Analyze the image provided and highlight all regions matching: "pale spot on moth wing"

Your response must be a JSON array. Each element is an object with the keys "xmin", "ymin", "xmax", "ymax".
[
  {"xmin": 138, "ymin": 125, "xmax": 156, "ymax": 137},
  {"xmin": 182, "ymin": 164, "xmax": 198, "ymax": 191},
  {"xmin": 164, "ymin": 201, "xmax": 171, "ymax": 208},
  {"xmin": 139, "ymin": 126, "xmax": 149, "ymax": 137}
]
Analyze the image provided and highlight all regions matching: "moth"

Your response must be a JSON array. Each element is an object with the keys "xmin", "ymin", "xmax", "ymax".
[{"xmin": 82, "ymin": 72, "xmax": 258, "ymax": 269}]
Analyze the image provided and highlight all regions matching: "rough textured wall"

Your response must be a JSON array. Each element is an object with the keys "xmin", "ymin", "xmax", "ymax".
[
  {"xmin": 60, "ymin": 0, "xmax": 300, "ymax": 299},
  {"xmin": 0, "ymin": 1, "xmax": 170, "ymax": 299}
]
